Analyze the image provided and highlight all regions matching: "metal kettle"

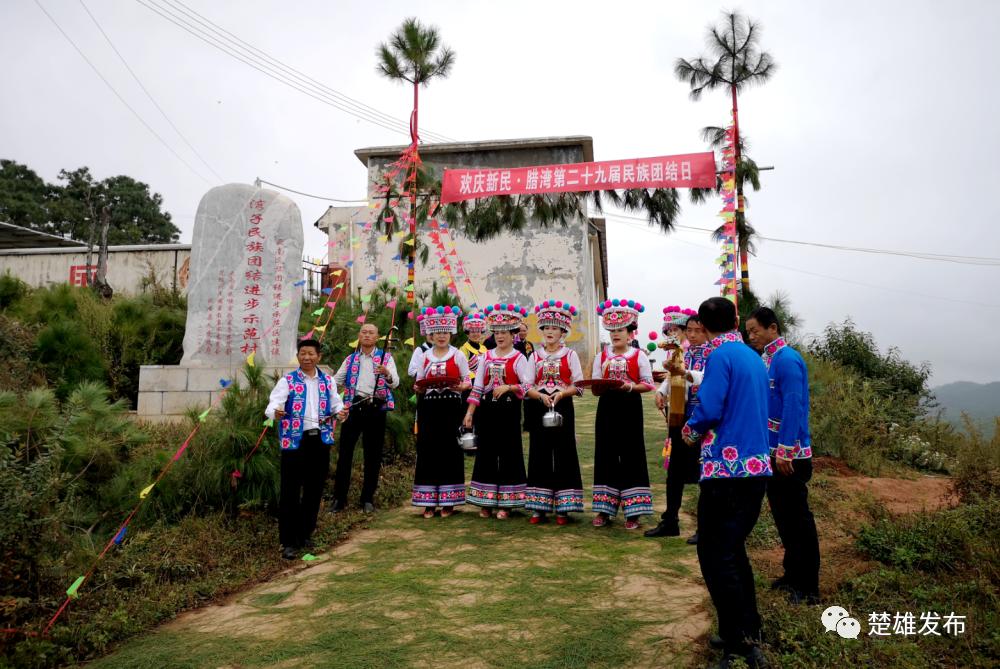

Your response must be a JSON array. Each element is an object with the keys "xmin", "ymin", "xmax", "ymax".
[
  {"xmin": 542, "ymin": 406, "xmax": 564, "ymax": 428},
  {"xmin": 457, "ymin": 427, "xmax": 478, "ymax": 451}
]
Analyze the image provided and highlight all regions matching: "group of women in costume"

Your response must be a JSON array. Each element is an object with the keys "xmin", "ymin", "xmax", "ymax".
[{"xmin": 410, "ymin": 298, "xmax": 659, "ymax": 530}]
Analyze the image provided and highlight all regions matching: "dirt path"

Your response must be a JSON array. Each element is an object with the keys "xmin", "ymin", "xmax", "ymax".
[{"xmin": 91, "ymin": 504, "xmax": 710, "ymax": 668}]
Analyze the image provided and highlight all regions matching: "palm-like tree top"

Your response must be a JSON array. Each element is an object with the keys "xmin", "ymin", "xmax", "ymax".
[
  {"xmin": 674, "ymin": 11, "xmax": 776, "ymax": 100},
  {"xmin": 377, "ymin": 17, "xmax": 456, "ymax": 85}
]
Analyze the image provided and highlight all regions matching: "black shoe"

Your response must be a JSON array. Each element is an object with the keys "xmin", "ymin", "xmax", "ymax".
[
  {"xmin": 362, "ymin": 502, "xmax": 375, "ymax": 514},
  {"xmin": 644, "ymin": 520, "xmax": 680, "ymax": 538},
  {"xmin": 329, "ymin": 499, "xmax": 345, "ymax": 513},
  {"xmin": 281, "ymin": 546, "xmax": 298, "ymax": 560},
  {"xmin": 686, "ymin": 532, "xmax": 699, "ymax": 545},
  {"xmin": 708, "ymin": 634, "xmax": 725, "ymax": 650},
  {"xmin": 717, "ymin": 647, "xmax": 767, "ymax": 669},
  {"xmin": 769, "ymin": 575, "xmax": 790, "ymax": 591}
]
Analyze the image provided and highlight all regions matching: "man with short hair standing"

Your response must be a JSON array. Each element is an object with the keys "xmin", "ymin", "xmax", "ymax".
[
  {"xmin": 331, "ymin": 323, "xmax": 399, "ymax": 514},
  {"xmin": 683, "ymin": 297, "xmax": 772, "ymax": 668},
  {"xmin": 265, "ymin": 338, "xmax": 347, "ymax": 559},
  {"xmin": 746, "ymin": 307, "xmax": 819, "ymax": 605}
]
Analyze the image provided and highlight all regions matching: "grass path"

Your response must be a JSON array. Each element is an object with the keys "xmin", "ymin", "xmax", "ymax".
[{"xmin": 91, "ymin": 397, "xmax": 712, "ymax": 668}]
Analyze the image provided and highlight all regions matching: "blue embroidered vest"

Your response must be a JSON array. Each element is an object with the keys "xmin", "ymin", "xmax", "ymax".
[
  {"xmin": 279, "ymin": 368, "xmax": 335, "ymax": 450},
  {"xmin": 341, "ymin": 348, "xmax": 395, "ymax": 411}
]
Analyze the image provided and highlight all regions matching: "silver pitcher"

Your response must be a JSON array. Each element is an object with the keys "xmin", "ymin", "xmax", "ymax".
[
  {"xmin": 542, "ymin": 406, "xmax": 564, "ymax": 428},
  {"xmin": 457, "ymin": 428, "xmax": 478, "ymax": 451}
]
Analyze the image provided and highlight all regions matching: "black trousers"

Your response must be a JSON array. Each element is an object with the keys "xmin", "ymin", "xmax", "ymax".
[
  {"xmin": 697, "ymin": 477, "xmax": 767, "ymax": 654},
  {"xmin": 661, "ymin": 424, "xmax": 700, "ymax": 522},
  {"xmin": 279, "ymin": 432, "xmax": 329, "ymax": 548},
  {"xmin": 333, "ymin": 403, "xmax": 387, "ymax": 505},
  {"xmin": 766, "ymin": 458, "xmax": 820, "ymax": 597}
]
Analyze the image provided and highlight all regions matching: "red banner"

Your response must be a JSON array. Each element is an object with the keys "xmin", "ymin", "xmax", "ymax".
[{"xmin": 440, "ymin": 151, "xmax": 715, "ymax": 204}]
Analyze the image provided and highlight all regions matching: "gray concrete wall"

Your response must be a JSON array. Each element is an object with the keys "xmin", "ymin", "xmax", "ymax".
[{"xmin": 0, "ymin": 244, "xmax": 191, "ymax": 295}]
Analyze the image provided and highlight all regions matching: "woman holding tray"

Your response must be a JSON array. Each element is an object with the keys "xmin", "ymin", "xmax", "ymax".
[
  {"xmin": 412, "ymin": 305, "xmax": 470, "ymax": 518},
  {"xmin": 590, "ymin": 298, "xmax": 655, "ymax": 529},
  {"xmin": 463, "ymin": 303, "xmax": 533, "ymax": 519},
  {"xmin": 524, "ymin": 299, "xmax": 585, "ymax": 525}
]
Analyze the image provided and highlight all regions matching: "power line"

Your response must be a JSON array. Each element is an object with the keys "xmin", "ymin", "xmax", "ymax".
[
  {"xmin": 77, "ymin": 0, "xmax": 224, "ymax": 182},
  {"xmin": 33, "ymin": 0, "xmax": 212, "ymax": 184},
  {"xmin": 255, "ymin": 179, "xmax": 367, "ymax": 203},
  {"xmin": 167, "ymin": 0, "xmax": 456, "ymax": 143},
  {"xmin": 601, "ymin": 210, "xmax": 1000, "ymax": 266},
  {"xmin": 604, "ymin": 215, "xmax": 1000, "ymax": 309},
  {"xmin": 135, "ymin": 0, "xmax": 455, "ymax": 143}
]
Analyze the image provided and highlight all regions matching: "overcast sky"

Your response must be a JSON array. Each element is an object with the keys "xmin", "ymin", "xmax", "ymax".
[{"xmin": 3, "ymin": 0, "xmax": 998, "ymax": 385}]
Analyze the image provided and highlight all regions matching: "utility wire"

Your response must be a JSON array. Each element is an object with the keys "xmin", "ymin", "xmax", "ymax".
[
  {"xmin": 77, "ymin": 0, "xmax": 224, "ymax": 182},
  {"xmin": 167, "ymin": 0, "xmax": 456, "ymax": 143},
  {"xmin": 602, "ymin": 210, "xmax": 1000, "ymax": 266},
  {"xmin": 135, "ymin": 0, "xmax": 455, "ymax": 142},
  {"xmin": 255, "ymin": 179, "xmax": 367, "ymax": 203},
  {"xmin": 33, "ymin": 0, "xmax": 212, "ymax": 184},
  {"xmin": 605, "ymin": 215, "xmax": 1000, "ymax": 309}
]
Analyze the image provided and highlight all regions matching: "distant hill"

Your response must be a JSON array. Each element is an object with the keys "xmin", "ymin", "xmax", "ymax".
[{"xmin": 931, "ymin": 381, "xmax": 1000, "ymax": 434}]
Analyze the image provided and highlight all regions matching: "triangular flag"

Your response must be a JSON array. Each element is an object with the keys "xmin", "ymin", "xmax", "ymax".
[
  {"xmin": 326, "ymin": 301, "xmax": 336, "ymax": 308},
  {"xmin": 139, "ymin": 483, "xmax": 155, "ymax": 499},
  {"xmin": 246, "ymin": 351, "xmax": 256, "ymax": 367},
  {"xmin": 367, "ymin": 274, "xmax": 377, "ymax": 281},
  {"xmin": 356, "ymin": 314, "xmax": 366, "ymax": 323},
  {"xmin": 333, "ymin": 270, "xmax": 343, "ymax": 276},
  {"xmin": 386, "ymin": 299, "xmax": 397, "ymax": 309},
  {"xmin": 335, "ymin": 282, "xmax": 344, "ymax": 289},
  {"xmin": 404, "ymin": 238, "xmax": 415, "ymax": 246},
  {"xmin": 198, "ymin": 409, "xmax": 211, "ymax": 422},
  {"xmin": 403, "ymin": 337, "xmax": 415, "ymax": 346},
  {"xmin": 219, "ymin": 378, "xmax": 232, "ymax": 388},
  {"xmin": 379, "ymin": 235, "xmax": 388, "ymax": 242},
  {"xmin": 349, "ymin": 339, "xmax": 359, "ymax": 348},
  {"xmin": 113, "ymin": 526, "xmax": 128, "ymax": 545},
  {"xmin": 301, "ymin": 553, "xmax": 318, "ymax": 561},
  {"xmin": 314, "ymin": 325, "xmax": 326, "ymax": 332},
  {"xmin": 312, "ymin": 308, "xmax": 324, "ymax": 316},
  {"xmin": 321, "ymin": 287, "xmax": 333, "ymax": 295},
  {"xmin": 66, "ymin": 575, "xmax": 86, "ymax": 599},
  {"xmin": 303, "ymin": 329, "xmax": 315, "ymax": 339},
  {"xmin": 264, "ymin": 417, "xmax": 274, "ymax": 427},
  {"xmin": 361, "ymin": 294, "xmax": 372, "ymax": 302}
]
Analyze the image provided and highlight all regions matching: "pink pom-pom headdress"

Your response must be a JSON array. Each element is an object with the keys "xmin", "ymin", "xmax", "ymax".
[
  {"xmin": 596, "ymin": 298, "xmax": 645, "ymax": 331},
  {"xmin": 484, "ymin": 302, "xmax": 528, "ymax": 332},
  {"xmin": 534, "ymin": 299, "xmax": 577, "ymax": 332},
  {"xmin": 422, "ymin": 305, "xmax": 460, "ymax": 334}
]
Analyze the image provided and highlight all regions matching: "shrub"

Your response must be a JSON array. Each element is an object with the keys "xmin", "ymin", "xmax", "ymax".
[
  {"xmin": 0, "ymin": 272, "xmax": 28, "ymax": 310},
  {"xmin": 952, "ymin": 417, "xmax": 1000, "ymax": 504}
]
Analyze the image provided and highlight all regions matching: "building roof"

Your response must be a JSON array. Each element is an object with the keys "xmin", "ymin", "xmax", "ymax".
[
  {"xmin": 355, "ymin": 136, "xmax": 594, "ymax": 166},
  {"xmin": 0, "ymin": 220, "xmax": 86, "ymax": 249}
]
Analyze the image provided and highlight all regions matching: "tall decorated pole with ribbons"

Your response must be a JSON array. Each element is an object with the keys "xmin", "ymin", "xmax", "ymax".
[
  {"xmin": 376, "ymin": 17, "xmax": 456, "ymax": 331},
  {"xmin": 717, "ymin": 120, "xmax": 739, "ymax": 305}
]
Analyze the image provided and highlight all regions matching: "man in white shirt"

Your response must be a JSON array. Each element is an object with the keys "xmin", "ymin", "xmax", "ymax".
[
  {"xmin": 330, "ymin": 323, "xmax": 400, "ymax": 514},
  {"xmin": 265, "ymin": 338, "xmax": 347, "ymax": 559}
]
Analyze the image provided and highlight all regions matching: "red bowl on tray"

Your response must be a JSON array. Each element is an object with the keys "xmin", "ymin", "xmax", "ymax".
[{"xmin": 576, "ymin": 378, "xmax": 625, "ymax": 396}]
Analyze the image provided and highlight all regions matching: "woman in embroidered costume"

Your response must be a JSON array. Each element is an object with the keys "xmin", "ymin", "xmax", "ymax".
[
  {"xmin": 459, "ymin": 311, "xmax": 488, "ymax": 382},
  {"xmin": 524, "ymin": 300, "xmax": 585, "ymax": 525},
  {"xmin": 463, "ymin": 303, "xmax": 533, "ymax": 519},
  {"xmin": 412, "ymin": 306, "xmax": 471, "ymax": 518},
  {"xmin": 591, "ymin": 299, "xmax": 655, "ymax": 530}
]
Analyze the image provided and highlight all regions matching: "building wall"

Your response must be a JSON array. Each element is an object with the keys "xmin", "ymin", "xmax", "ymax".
[
  {"xmin": 329, "ymin": 141, "xmax": 606, "ymax": 372},
  {"xmin": 0, "ymin": 244, "xmax": 191, "ymax": 295}
]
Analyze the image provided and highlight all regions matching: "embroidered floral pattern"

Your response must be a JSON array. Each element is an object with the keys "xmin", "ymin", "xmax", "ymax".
[
  {"xmin": 768, "ymin": 418, "xmax": 781, "ymax": 432},
  {"xmin": 467, "ymin": 482, "xmax": 527, "ymax": 508},
  {"xmin": 761, "ymin": 337, "xmax": 787, "ymax": 369},
  {"xmin": 591, "ymin": 485, "xmax": 653, "ymax": 518},
  {"xmin": 701, "ymin": 453, "xmax": 772, "ymax": 480},
  {"xmin": 412, "ymin": 484, "xmax": 466, "ymax": 507}
]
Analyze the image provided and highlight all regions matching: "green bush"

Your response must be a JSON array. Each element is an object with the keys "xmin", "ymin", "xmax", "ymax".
[
  {"xmin": 34, "ymin": 319, "xmax": 108, "ymax": 399},
  {"xmin": 0, "ymin": 272, "xmax": 28, "ymax": 310},
  {"xmin": 952, "ymin": 417, "xmax": 1000, "ymax": 504}
]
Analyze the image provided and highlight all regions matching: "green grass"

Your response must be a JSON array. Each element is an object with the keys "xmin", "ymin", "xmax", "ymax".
[{"xmin": 91, "ymin": 395, "xmax": 711, "ymax": 669}]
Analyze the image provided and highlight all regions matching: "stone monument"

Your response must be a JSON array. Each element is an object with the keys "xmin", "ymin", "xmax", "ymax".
[{"xmin": 138, "ymin": 184, "xmax": 304, "ymax": 422}]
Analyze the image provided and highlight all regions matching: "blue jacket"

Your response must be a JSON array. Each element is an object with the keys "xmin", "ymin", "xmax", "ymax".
[
  {"xmin": 682, "ymin": 331, "xmax": 773, "ymax": 481},
  {"xmin": 763, "ymin": 339, "xmax": 812, "ymax": 460}
]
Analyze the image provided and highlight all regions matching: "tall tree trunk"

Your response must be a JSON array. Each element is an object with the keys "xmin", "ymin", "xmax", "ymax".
[
  {"xmin": 730, "ymin": 84, "xmax": 750, "ymax": 296},
  {"xmin": 93, "ymin": 205, "xmax": 113, "ymax": 298}
]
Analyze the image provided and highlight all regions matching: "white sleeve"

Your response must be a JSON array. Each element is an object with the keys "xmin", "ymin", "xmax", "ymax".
[
  {"xmin": 472, "ymin": 354, "xmax": 487, "ymax": 391},
  {"xmin": 407, "ymin": 347, "xmax": 424, "ymax": 377},
  {"xmin": 333, "ymin": 357, "xmax": 349, "ymax": 387},
  {"xmin": 657, "ymin": 378, "xmax": 669, "ymax": 395},
  {"xmin": 526, "ymin": 355, "xmax": 538, "ymax": 385},
  {"xmin": 455, "ymin": 350, "xmax": 470, "ymax": 379},
  {"xmin": 568, "ymin": 350, "xmax": 584, "ymax": 384},
  {"xmin": 415, "ymin": 354, "xmax": 428, "ymax": 381},
  {"xmin": 636, "ymin": 352, "xmax": 654, "ymax": 387},
  {"xmin": 591, "ymin": 351, "xmax": 602, "ymax": 379},
  {"xmin": 328, "ymin": 375, "xmax": 345, "ymax": 414},
  {"xmin": 385, "ymin": 354, "xmax": 400, "ymax": 388},
  {"xmin": 515, "ymin": 352, "xmax": 533, "ymax": 385},
  {"xmin": 689, "ymin": 369, "xmax": 705, "ymax": 386},
  {"xmin": 265, "ymin": 377, "xmax": 290, "ymax": 419}
]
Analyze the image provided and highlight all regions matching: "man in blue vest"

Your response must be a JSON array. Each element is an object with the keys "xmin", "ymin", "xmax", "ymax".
[
  {"xmin": 683, "ymin": 297, "xmax": 772, "ymax": 668},
  {"xmin": 331, "ymin": 323, "xmax": 399, "ymax": 514},
  {"xmin": 746, "ymin": 307, "xmax": 820, "ymax": 605},
  {"xmin": 265, "ymin": 338, "xmax": 347, "ymax": 559}
]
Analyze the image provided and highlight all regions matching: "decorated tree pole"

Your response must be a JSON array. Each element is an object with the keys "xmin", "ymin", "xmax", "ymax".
[
  {"xmin": 675, "ymin": 11, "xmax": 776, "ymax": 296},
  {"xmin": 377, "ymin": 18, "xmax": 455, "ymax": 324}
]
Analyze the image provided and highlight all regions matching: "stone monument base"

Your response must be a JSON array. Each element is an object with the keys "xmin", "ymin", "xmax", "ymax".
[{"xmin": 137, "ymin": 364, "xmax": 287, "ymax": 423}]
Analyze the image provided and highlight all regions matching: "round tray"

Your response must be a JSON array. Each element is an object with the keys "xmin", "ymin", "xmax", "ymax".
[
  {"xmin": 576, "ymin": 378, "xmax": 625, "ymax": 395},
  {"xmin": 415, "ymin": 377, "xmax": 462, "ymax": 391}
]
